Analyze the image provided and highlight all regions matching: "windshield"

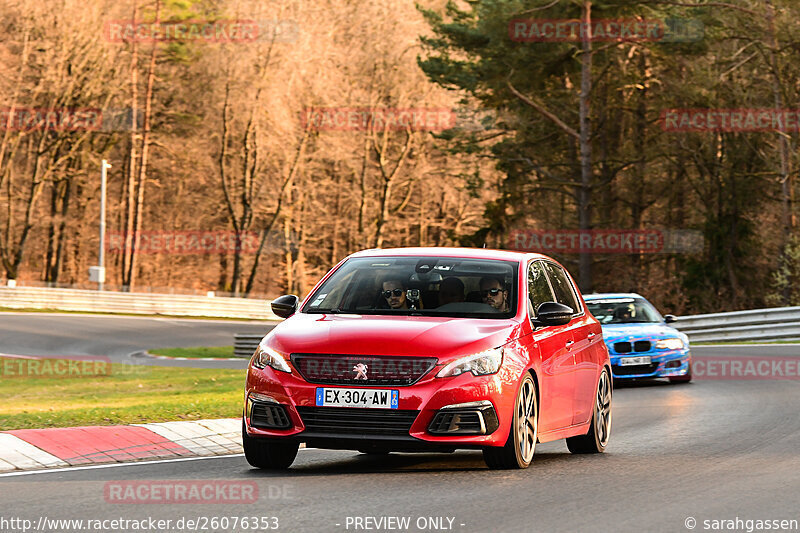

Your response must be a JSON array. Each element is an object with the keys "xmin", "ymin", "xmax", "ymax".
[
  {"xmin": 302, "ymin": 256, "xmax": 518, "ymax": 319},
  {"xmin": 585, "ymin": 298, "xmax": 663, "ymax": 324}
]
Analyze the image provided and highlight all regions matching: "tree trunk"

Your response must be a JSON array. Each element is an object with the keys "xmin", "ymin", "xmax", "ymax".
[
  {"xmin": 127, "ymin": 0, "xmax": 159, "ymax": 290},
  {"xmin": 122, "ymin": 1, "xmax": 139, "ymax": 288},
  {"xmin": 577, "ymin": 0, "xmax": 594, "ymax": 292}
]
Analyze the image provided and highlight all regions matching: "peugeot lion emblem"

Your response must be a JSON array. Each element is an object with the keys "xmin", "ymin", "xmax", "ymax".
[{"xmin": 353, "ymin": 363, "xmax": 368, "ymax": 380}]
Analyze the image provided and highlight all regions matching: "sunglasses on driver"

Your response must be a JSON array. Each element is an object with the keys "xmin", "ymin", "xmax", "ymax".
[{"xmin": 382, "ymin": 288, "xmax": 405, "ymax": 298}]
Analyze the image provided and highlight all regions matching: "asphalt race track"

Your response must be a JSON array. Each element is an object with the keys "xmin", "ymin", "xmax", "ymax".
[
  {"xmin": 0, "ymin": 312, "xmax": 273, "ymax": 368},
  {"xmin": 1, "ymin": 315, "xmax": 799, "ymax": 532}
]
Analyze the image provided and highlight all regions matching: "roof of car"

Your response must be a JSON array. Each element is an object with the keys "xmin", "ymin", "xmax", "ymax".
[
  {"xmin": 349, "ymin": 247, "xmax": 549, "ymax": 262},
  {"xmin": 583, "ymin": 292, "xmax": 644, "ymax": 300}
]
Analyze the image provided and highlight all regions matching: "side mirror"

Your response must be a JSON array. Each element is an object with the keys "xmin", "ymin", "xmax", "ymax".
[
  {"xmin": 271, "ymin": 294, "xmax": 299, "ymax": 319},
  {"xmin": 533, "ymin": 301, "xmax": 573, "ymax": 327},
  {"xmin": 664, "ymin": 314, "xmax": 677, "ymax": 324}
]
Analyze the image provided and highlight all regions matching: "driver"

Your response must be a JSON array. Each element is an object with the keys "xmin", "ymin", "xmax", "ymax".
[
  {"xmin": 480, "ymin": 276, "xmax": 509, "ymax": 312},
  {"xmin": 382, "ymin": 279, "xmax": 409, "ymax": 309},
  {"xmin": 614, "ymin": 304, "xmax": 635, "ymax": 321}
]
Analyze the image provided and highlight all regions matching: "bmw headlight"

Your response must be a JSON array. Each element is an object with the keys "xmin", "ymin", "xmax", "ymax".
[
  {"xmin": 656, "ymin": 337, "xmax": 685, "ymax": 350},
  {"xmin": 437, "ymin": 348, "xmax": 503, "ymax": 378},
  {"xmin": 252, "ymin": 344, "xmax": 292, "ymax": 373}
]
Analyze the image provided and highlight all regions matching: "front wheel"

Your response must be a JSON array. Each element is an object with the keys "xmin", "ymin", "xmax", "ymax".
[
  {"xmin": 567, "ymin": 368, "xmax": 612, "ymax": 454},
  {"xmin": 242, "ymin": 421, "xmax": 299, "ymax": 469},
  {"xmin": 669, "ymin": 361, "xmax": 692, "ymax": 384},
  {"xmin": 483, "ymin": 373, "xmax": 537, "ymax": 469}
]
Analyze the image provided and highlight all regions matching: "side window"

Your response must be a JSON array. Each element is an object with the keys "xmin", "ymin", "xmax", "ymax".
[
  {"xmin": 542, "ymin": 262, "xmax": 580, "ymax": 314},
  {"xmin": 528, "ymin": 261, "xmax": 555, "ymax": 314}
]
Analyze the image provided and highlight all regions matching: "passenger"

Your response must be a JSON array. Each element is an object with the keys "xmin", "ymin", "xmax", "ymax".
[
  {"xmin": 382, "ymin": 279, "xmax": 409, "ymax": 309},
  {"xmin": 479, "ymin": 276, "xmax": 509, "ymax": 312},
  {"xmin": 438, "ymin": 277, "xmax": 465, "ymax": 307}
]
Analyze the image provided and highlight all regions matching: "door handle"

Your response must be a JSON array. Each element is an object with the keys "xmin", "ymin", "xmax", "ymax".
[
  {"xmin": 588, "ymin": 332, "xmax": 596, "ymax": 339},
  {"xmin": 566, "ymin": 340, "xmax": 575, "ymax": 349}
]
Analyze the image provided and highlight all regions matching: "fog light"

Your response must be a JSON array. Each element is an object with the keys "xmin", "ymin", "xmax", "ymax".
[
  {"xmin": 428, "ymin": 402, "xmax": 499, "ymax": 435},
  {"xmin": 246, "ymin": 393, "xmax": 291, "ymax": 429}
]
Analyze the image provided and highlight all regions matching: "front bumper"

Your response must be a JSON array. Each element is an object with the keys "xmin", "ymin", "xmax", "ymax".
[
  {"xmin": 610, "ymin": 349, "xmax": 691, "ymax": 379},
  {"xmin": 244, "ymin": 362, "xmax": 517, "ymax": 449}
]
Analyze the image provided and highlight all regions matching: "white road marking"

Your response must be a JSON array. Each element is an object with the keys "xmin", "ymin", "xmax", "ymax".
[
  {"xmin": 0, "ymin": 448, "xmax": 315, "ymax": 478},
  {"xmin": 0, "ymin": 434, "xmax": 68, "ymax": 470},
  {"xmin": 0, "ymin": 353, "xmax": 41, "ymax": 359},
  {"xmin": 0, "ymin": 311, "xmax": 273, "ymax": 324}
]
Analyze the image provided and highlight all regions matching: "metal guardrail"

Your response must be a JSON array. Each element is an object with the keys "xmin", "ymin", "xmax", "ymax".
[
  {"xmin": 234, "ymin": 334, "xmax": 264, "ymax": 358},
  {"xmin": 0, "ymin": 286, "xmax": 279, "ymax": 320},
  {"xmin": 673, "ymin": 306, "xmax": 800, "ymax": 343},
  {"xmin": 232, "ymin": 306, "xmax": 800, "ymax": 357}
]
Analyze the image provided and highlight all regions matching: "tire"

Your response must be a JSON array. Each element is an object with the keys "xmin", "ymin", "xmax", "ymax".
[
  {"xmin": 242, "ymin": 420, "xmax": 299, "ymax": 469},
  {"xmin": 483, "ymin": 373, "xmax": 537, "ymax": 469},
  {"xmin": 669, "ymin": 361, "xmax": 692, "ymax": 384},
  {"xmin": 567, "ymin": 368, "xmax": 612, "ymax": 454}
]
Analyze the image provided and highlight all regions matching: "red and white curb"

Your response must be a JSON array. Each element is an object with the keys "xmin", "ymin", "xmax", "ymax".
[{"xmin": 0, "ymin": 418, "xmax": 242, "ymax": 473}]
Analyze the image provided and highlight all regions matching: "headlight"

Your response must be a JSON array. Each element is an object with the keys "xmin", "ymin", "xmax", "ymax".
[
  {"xmin": 437, "ymin": 347, "xmax": 503, "ymax": 378},
  {"xmin": 656, "ymin": 337, "xmax": 685, "ymax": 350},
  {"xmin": 252, "ymin": 344, "xmax": 292, "ymax": 373}
]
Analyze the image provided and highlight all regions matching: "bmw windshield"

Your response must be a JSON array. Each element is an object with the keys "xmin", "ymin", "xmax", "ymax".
[
  {"xmin": 302, "ymin": 256, "xmax": 518, "ymax": 319},
  {"xmin": 586, "ymin": 298, "xmax": 663, "ymax": 324}
]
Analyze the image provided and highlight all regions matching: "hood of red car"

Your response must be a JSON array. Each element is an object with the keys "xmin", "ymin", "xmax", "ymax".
[{"xmin": 265, "ymin": 312, "xmax": 522, "ymax": 360}]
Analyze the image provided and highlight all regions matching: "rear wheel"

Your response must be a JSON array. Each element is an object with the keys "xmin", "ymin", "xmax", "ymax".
[
  {"xmin": 669, "ymin": 362, "xmax": 692, "ymax": 384},
  {"xmin": 242, "ymin": 420, "xmax": 299, "ymax": 469},
  {"xmin": 483, "ymin": 373, "xmax": 537, "ymax": 469},
  {"xmin": 567, "ymin": 368, "xmax": 612, "ymax": 454}
]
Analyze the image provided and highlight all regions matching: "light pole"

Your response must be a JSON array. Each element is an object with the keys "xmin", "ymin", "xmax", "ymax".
[{"xmin": 90, "ymin": 160, "xmax": 111, "ymax": 290}]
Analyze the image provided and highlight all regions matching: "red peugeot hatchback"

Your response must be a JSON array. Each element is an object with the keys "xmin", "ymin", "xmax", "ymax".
[{"xmin": 243, "ymin": 248, "xmax": 611, "ymax": 469}]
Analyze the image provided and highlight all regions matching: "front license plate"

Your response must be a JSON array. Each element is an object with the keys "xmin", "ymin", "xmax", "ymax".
[
  {"xmin": 619, "ymin": 356, "xmax": 651, "ymax": 366},
  {"xmin": 315, "ymin": 388, "xmax": 399, "ymax": 409}
]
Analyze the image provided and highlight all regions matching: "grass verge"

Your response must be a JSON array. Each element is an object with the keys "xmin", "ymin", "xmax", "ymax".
[
  {"xmin": 148, "ymin": 346, "xmax": 236, "ymax": 359},
  {"xmin": 0, "ymin": 358, "xmax": 244, "ymax": 430}
]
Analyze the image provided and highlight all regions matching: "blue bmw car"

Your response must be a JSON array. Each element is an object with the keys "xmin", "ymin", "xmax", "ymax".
[{"xmin": 583, "ymin": 293, "xmax": 691, "ymax": 383}]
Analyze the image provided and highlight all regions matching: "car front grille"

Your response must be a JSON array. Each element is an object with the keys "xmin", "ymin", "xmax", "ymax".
[
  {"xmin": 634, "ymin": 340, "xmax": 651, "ymax": 352},
  {"xmin": 291, "ymin": 354, "xmax": 436, "ymax": 386},
  {"xmin": 296, "ymin": 407, "xmax": 418, "ymax": 436},
  {"xmin": 612, "ymin": 363, "xmax": 660, "ymax": 376},
  {"xmin": 614, "ymin": 340, "xmax": 652, "ymax": 353},
  {"xmin": 614, "ymin": 341, "xmax": 632, "ymax": 353}
]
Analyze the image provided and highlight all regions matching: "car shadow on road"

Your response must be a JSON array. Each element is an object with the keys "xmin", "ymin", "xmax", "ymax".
[
  {"xmin": 613, "ymin": 379, "xmax": 677, "ymax": 389},
  {"xmin": 240, "ymin": 449, "xmax": 579, "ymax": 476}
]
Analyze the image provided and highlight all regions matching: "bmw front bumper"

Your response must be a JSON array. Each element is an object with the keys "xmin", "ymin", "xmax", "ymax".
[{"xmin": 610, "ymin": 349, "xmax": 691, "ymax": 379}]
